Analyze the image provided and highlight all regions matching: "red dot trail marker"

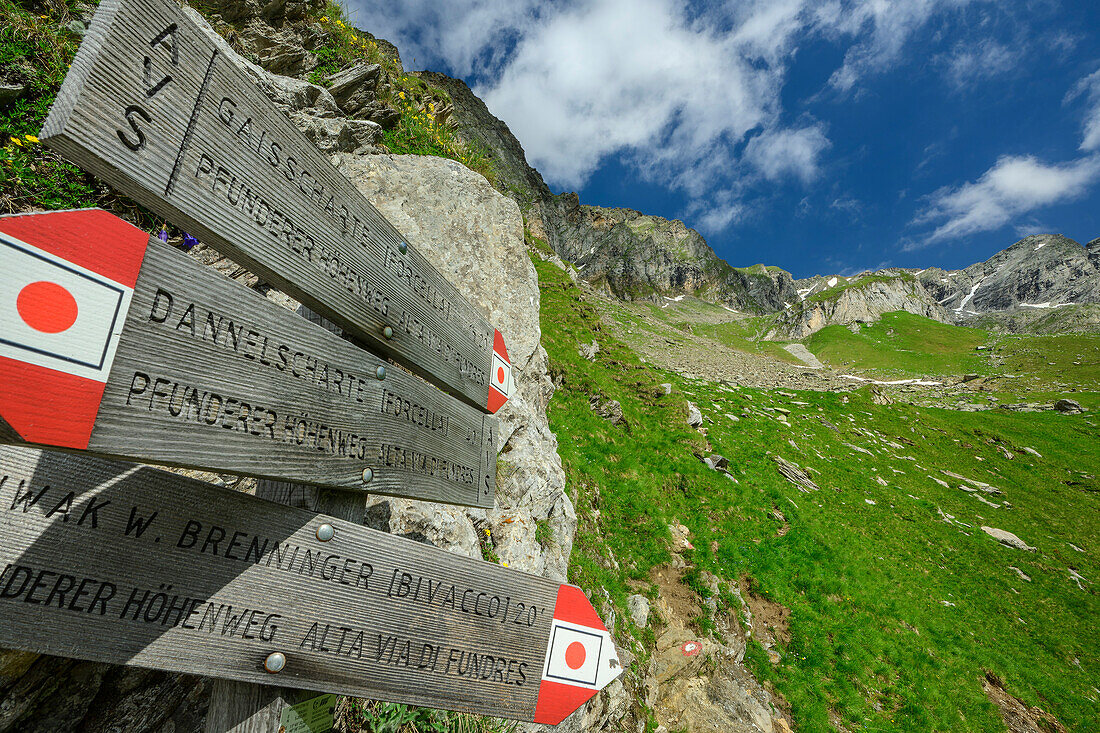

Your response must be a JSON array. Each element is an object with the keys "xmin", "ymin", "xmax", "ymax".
[
  {"xmin": 0, "ymin": 209, "xmax": 146, "ymax": 449},
  {"xmin": 17, "ymin": 281, "xmax": 80, "ymax": 333}
]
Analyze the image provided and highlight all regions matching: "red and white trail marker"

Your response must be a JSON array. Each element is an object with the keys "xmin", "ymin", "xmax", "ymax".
[
  {"xmin": 488, "ymin": 328, "xmax": 513, "ymax": 413},
  {"xmin": 535, "ymin": 585, "xmax": 624, "ymax": 725},
  {"xmin": 0, "ymin": 210, "xmax": 147, "ymax": 449}
]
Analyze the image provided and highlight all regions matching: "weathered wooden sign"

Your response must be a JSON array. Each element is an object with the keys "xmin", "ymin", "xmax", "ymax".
[
  {"xmin": 0, "ymin": 445, "xmax": 621, "ymax": 724},
  {"xmin": 39, "ymin": 0, "xmax": 515, "ymax": 414},
  {"xmin": 0, "ymin": 210, "xmax": 496, "ymax": 507}
]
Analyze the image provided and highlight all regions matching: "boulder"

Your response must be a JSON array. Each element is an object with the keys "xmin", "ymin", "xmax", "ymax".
[
  {"xmin": 660, "ymin": 383, "xmax": 673, "ymax": 395},
  {"xmin": 686, "ymin": 402, "xmax": 704, "ymax": 428},
  {"xmin": 336, "ymin": 154, "xmax": 576, "ymax": 582},
  {"xmin": 669, "ymin": 523, "xmax": 695, "ymax": 552},
  {"xmin": 257, "ymin": 41, "xmax": 313, "ymax": 76},
  {"xmin": 704, "ymin": 454, "xmax": 729, "ymax": 471},
  {"xmin": 579, "ymin": 339, "xmax": 600, "ymax": 360},
  {"xmin": 1054, "ymin": 398, "xmax": 1085, "ymax": 414},
  {"xmin": 324, "ymin": 62, "xmax": 382, "ymax": 115},
  {"xmin": 293, "ymin": 114, "xmax": 382, "ymax": 154},
  {"xmin": 628, "ymin": 594, "xmax": 651, "ymax": 628},
  {"xmin": 981, "ymin": 526, "xmax": 1036, "ymax": 552},
  {"xmin": 600, "ymin": 400, "xmax": 624, "ymax": 425}
]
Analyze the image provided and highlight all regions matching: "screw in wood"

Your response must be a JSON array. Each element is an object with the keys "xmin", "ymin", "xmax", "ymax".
[
  {"xmin": 398, "ymin": 241, "xmax": 408, "ymax": 254},
  {"xmin": 316, "ymin": 523, "xmax": 335, "ymax": 542},
  {"xmin": 362, "ymin": 468, "xmax": 374, "ymax": 483},
  {"xmin": 383, "ymin": 325, "xmax": 394, "ymax": 339},
  {"xmin": 375, "ymin": 365, "xmax": 386, "ymax": 380},
  {"xmin": 263, "ymin": 652, "xmax": 286, "ymax": 674}
]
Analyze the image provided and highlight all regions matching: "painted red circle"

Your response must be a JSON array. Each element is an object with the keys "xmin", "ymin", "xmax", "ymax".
[
  {"xmin": 565, "ymin": 641, "xmax": 586, "ymax": 670},
  {"xmin": 497, "ymin": 366, "xmax": 506, "ymax": 385},
  {"xmin": 17, "ymin": 281, "xmax": 78, "ymax": 333}
]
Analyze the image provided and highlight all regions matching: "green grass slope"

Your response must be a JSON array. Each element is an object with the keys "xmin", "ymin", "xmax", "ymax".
[
  {"xmin": 536, "ymin": 257, "xmax": 1099, "ymax": 732},
  {"xmin": 806, "ymin": 312, "xmax": 990, "ymax": 378}
]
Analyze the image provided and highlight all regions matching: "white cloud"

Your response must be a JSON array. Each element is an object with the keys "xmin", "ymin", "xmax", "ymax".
[
  {"xmin": 912, "ymin": 154, "xmax": 1100, "ymax": 244},
  {"xmin": 345, "ymin": 0, "xmax": 542, "ymax": 77},
  {"xmin": 942, "ymin": 40, "xmax": 1018, "ymax": 89},
  {"xmin": 347, "ymin": 0, "xmax": 1007, "ymax": 236},
  {"xmin": 744, "ymin": 125, "xmax": 830, "ymax": 184},
  {"xmin": 1066, "ymin": 70, "xmax": 1100, "ymax": 152},
  {"xmin": 824, "ymin": 0, "xmax": 985, "ymax": 92}
]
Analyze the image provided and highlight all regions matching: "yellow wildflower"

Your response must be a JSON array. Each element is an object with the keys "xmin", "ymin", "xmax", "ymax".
[
  {"xmin": 10, "ymin": 137, "xmax": 22, "ymax": 147},
  {"xmin": 398, "ymin": 91, "xmax": 405, "ymax": 99},
  {"xmin": 502, "ymin": 561, "xmax": 509, "ymax": 568},
  {"xmin": 24, "ymin": 135, "xmax": 39, "ymax": 144},
  {"xmin": 320, "ymin": 15, "xmax": 328, "ymax": 21},
  {"xmin": 484, "ymin": 528, "xmax": 491, "ymax": 536}
]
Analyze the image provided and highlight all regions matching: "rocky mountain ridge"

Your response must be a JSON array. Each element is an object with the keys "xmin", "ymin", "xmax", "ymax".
[
  {"xmin": 428, "ymin": 72, "xmax": 1099, "ymax": 334},
  {"xmin": 771, "ymin": 234, "xmax": 1100, "ymax": 337},
  {"xmin": 421, "ymin": 73, "xmax": 798, "ymax": 313}
]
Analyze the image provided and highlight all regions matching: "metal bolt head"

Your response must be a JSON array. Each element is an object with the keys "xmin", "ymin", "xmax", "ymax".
[
  {"xmin": 375, "ymin": 365, "xmax": 386, "ymax": 380},
  {"xmin": 264, "ymin": 652, "xmax": 286, "ymax": 674},
  {"xmin": 362, "ymin": 467, "xmax": 374, "ymax": 483},
  {"xmin": 316, "ymin": 523, "xmax": 335, "ymax": 542},
  {"xmin": 382, "ymin": 325, "xmax": 394, "ymax": 339},
  {"xmin": 398, "ymin": 241, "xmax": 408, "ymax": 254}
]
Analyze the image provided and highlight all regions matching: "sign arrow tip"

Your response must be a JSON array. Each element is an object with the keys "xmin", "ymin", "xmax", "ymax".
[{"xmin": 533, "ymin": 584, "xmax": 623, "ymax": 725}]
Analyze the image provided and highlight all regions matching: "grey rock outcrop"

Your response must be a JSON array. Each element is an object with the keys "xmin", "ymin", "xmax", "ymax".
[
  {"xmin": 417, "ymin": 71, "xmax": 800, "ymax": 313},
  {"xmin": 324, "ymin": 62, "xmax": 382, "ymax": 116},
  {"xmin": 336, "ymin": 154, "xmax": 577, "ymax": 583},
  {"xmin": 686, "ymin": 402, "xmax": 704, "ymax": 428},
  {"xmin": 628, "ymin": 595, "xmax": 652, "ymax": 628},
  {"xmin": 548, "ymin": 196, "xmax": 799, "ymax": 310},
  {"xmin": 981, "ymin": 526, "xmax": 1037, "ymax": 552},
  {"xmin": 919, "ymin": 234, "xmax": 1100, "ymax": 318},
  {"xmin": 766, "ymin": 275, "xmax": 947, "ymax": 339},
  {"xmin": 1055, "ymin": 398, "xmax": 1085, "ymax": 414}
]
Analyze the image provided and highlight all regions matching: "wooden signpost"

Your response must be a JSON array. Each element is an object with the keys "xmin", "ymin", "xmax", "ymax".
[
  {"xmin": 0, "ymin": 0, "xmax": 624, "ymax": 726},
  {"xmin": 0, "ymin": 210, "xmax": 497, "ymax": 508},
  {"xmin": 39, "ymin": 0, "xmax": 516, "ymax": 414},
  {"xmin": 0, "ymin": 445, "xmax": 622, "ymax": 724}
]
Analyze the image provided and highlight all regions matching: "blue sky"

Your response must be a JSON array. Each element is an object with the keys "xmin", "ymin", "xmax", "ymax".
[{"xmin": 348, "ymin": 1, "xmax": 1100, "ymax": 279}]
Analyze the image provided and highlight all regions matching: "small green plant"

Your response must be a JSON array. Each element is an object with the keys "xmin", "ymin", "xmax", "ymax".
[
  {"xmin": 535, "ymin": 517, "xmax": 554, "ymax": 547},
  {"xmin": 303, "ymin": 1, "xmax": 498, "ymax": 186},
  {"xmin": 344, "ymin": 698, "xmax": 516, "ymax": 733},
  {"xmin": 0, "ymin": 0, "xmax": 95, "ymax": 213}
]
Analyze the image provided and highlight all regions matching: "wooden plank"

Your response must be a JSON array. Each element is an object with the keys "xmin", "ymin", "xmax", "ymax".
[
  {"xmin": 0, "ymin": 446, "xmax": 621, "ymax": 725},
  {"xmin": 205, "ymin": 478, "xmax": 358, "ymax": 733},
  {"xmin": 39, "ymin": 0, "xmax": 516, "ymax": 414},
  {"xmin": 203, "ymin": 308, "xmax": 360, "ymax": 733},
  {"xmin": 0, "ymin": 209, "xmax": 495, "ymax": 508}
]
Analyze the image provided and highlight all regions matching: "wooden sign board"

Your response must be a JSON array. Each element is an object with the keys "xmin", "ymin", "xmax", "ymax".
[
  {"xmin": 0, "ymin": 210, "xmax": 496, "ymax": 508},
  {"xmin": 39, "ymin": 0, "xmax": 515, "ymax": 414},
  {"xmin": 0, "ymin": 446, "xmax": 621, "ymax": 724}
]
